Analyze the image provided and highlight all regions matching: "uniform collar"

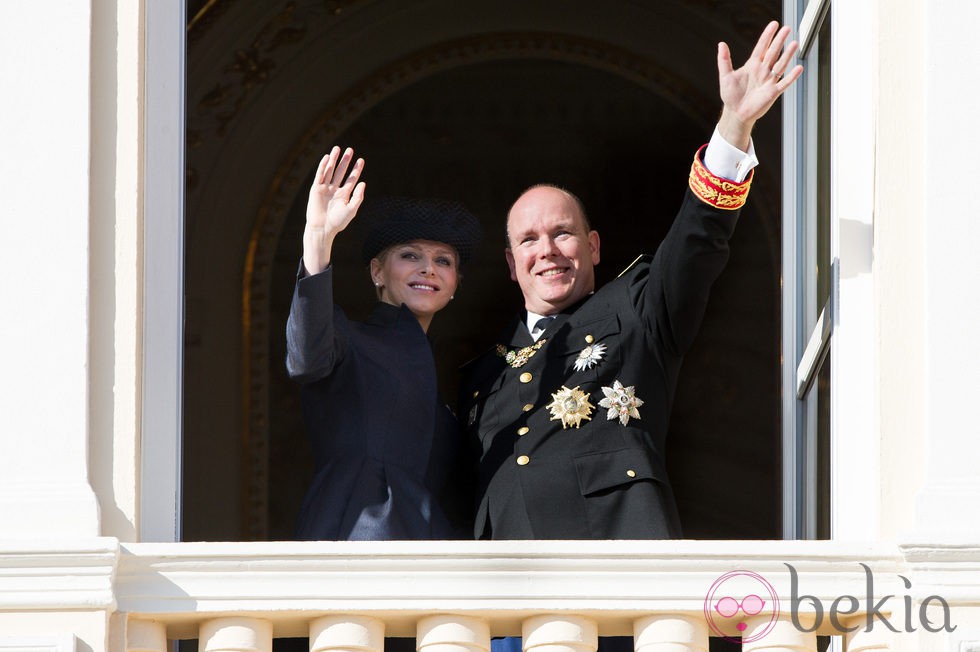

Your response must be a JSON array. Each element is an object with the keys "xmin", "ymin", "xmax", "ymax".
[{"xmin": 517, "ymin": 293, "xmax": 593, "ymax": 341}]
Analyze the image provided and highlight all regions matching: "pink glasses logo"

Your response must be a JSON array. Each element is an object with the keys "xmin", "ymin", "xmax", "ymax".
[{"xmin": 704, "ymin": 570, "xmax": 780, "ymax": 643}]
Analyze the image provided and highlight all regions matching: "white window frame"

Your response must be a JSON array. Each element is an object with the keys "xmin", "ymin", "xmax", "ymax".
[
  {"xmin": 141, "ymin": 0, "xmax": 186, "ymax": 542},
  {"xmin": 782, "ymin": 0, "xmax": 877, "ymax": 541}
]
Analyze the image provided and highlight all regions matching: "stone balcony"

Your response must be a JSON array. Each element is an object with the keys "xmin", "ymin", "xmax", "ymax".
[{"xmin": 6, "ymin": 539, "xmax": 976, "ymax": 651}]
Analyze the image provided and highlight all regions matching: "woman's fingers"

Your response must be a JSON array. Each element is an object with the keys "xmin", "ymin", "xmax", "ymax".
[
  {"xmin": 343, "ymin": 158, "xmax": 365, "ymax": 191},
  {"xmin": 317, "ymin": 146, "xmax": 340, "ymax": 186},
  {"xmin": 349, "ymin": 182, "xmax": 366, "ymax": 212},
  {"xmin": 329, "ymin": 147, "xmax": 355, "ymax": 187}
]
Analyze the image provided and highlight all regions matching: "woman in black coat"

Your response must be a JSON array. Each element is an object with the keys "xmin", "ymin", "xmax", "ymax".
[{"xmin": 286, "ymin": 146, "xmax": 480, "ymax": 540}]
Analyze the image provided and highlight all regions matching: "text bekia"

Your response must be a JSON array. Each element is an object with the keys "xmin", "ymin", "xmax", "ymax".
[{"xmin": 787, "ymin": 563, "xmax": 955, "ymax": 633}]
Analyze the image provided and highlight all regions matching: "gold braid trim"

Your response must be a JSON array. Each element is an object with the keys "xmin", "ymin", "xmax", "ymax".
[{"xmin": 688, "ymin": 144, "xmax": 753, "ymax": 210}]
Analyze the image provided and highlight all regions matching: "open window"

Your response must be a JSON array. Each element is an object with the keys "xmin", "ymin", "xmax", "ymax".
[{"xmin": 143, "ymin": 1, "xmax": 841, "ymax": 544}]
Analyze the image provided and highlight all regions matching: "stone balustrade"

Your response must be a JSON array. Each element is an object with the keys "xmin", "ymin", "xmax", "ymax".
[
  {"xmin": 16, "ymin": 539, "xmax": 979, "ymax": 650},
  {"xmin": 106, "ymin": 540, "xmax": 922, "ymax": 650}
]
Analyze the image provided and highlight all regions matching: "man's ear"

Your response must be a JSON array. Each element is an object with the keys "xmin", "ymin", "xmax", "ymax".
[
  {"xmin": 589, "ymin": 230, "xmax": 601, "ymax": 265},
  {"xmin": 505, "ymin": 248, "xmax": 518, "ymax": 282}
]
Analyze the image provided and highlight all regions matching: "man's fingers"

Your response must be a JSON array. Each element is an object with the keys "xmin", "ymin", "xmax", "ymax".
[
  {"xmin": 717, "ymin": 41, "xmax": 734, "ymax": 77},
  {"xmin": 777, "ymin": 64, "xmax": 804, "ymax": 91},
  {"xmin": 763, "ymin": 25, "xmax": 792, "ymax": 67},
  {"xmin": 771, "ymin": 38, "xmax": 800, "ymax": 77},
  {"xmin": 750, "ymin": 20, "xmax": 779, "ymax": 62}
]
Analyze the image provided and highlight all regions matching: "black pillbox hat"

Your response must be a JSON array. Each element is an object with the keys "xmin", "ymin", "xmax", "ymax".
[{"xmin": 360, "ymin": 197, "xmax": 482, "ymax": 265}]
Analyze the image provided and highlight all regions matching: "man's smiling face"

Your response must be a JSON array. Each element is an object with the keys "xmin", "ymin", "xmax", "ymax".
[{"xmin": 505, "ymin": 186, "xmax": 600, "ymax": 315}]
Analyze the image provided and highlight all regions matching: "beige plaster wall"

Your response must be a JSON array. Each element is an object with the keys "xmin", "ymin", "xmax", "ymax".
[
  {"xmin": 88, "ymin": 0, "xmax": 143, "ymax": 542},
  {"xmin": 874, "ymin": 0, "xmax": 927, "ymax": 541}
]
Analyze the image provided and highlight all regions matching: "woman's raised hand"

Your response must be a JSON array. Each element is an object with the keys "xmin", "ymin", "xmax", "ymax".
[{"xmin": 303, "ymin": 146, "xmax": 366, "ymax": 274}]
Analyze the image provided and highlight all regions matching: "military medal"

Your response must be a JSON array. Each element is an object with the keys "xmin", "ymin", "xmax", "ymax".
[
  {"xmin": 497, "ymin": 338, "xmax": 548, "ymax": 368},
  {"xmin": 598, "ymin": 380, "xmax": 644, "ymax": 426},
  {"xmin": 573, "ymin": 341, "xmax": 607, "ymax": 372},
  {"xmin": 547, "ymin": 385, "xmax": 595, "ymax": 429}
]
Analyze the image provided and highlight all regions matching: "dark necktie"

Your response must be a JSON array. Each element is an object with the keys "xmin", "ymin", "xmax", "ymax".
[{"xmin": 531, "ymin": 315, "xmax": 556, "ymax": 338}]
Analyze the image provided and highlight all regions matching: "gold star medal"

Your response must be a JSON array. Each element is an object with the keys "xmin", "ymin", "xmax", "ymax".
[
  {"xmin": 573, "ymin": 341, "xmax": 608, "ymax": 372},
  {"xmin": 598, "ymin": 380, "xmax": 644, "ymax": 426},
  {"xmin": 547, "ymin": 385, "xmax": 594, "ymax": 429}
]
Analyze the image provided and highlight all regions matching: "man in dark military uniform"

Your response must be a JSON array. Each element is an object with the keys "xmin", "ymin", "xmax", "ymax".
[{"xmin": 461, "ymin": 21, "xmax": 803, "ymax": 541}]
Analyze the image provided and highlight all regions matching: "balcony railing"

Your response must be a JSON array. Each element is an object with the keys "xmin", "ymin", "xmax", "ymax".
[
  {"xmin": 108, "ymin": 540, "xmax": 912, "ymax": 651},
  {"xmin": 15, "ymin": 539, "xmax": 974, "ymax": 650}
]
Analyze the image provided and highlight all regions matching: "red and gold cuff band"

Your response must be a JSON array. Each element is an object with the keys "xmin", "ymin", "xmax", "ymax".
[{"xmin": 688, "ymin": 144, "xmax": 753, "ymax": 210}]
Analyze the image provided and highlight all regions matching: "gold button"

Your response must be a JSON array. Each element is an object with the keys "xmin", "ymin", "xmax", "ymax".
[
  {"xmin": 517, "ymin": 426, "xmax": 530, "ymax": 436},
  {"xmin": 519, "ymin": 372, "xmax": 532, "ymax": 383},
  {"xmin": 472, "ymin": 390, "xmax": 480, "ymax": 398},
  {"xmin": 585, "ymin": 334, "xmax": 595, "ymax": 343},
  {"xmin": 626, "ymin": 469, "xmax": 636, "ymax": 478},
  {"xmin": 517, "ymin": 455, "xmax": 530, "ymax": 466},
  {"xmin": 522, "ymin": 403, "xmax": 534, "ymax": 412}
]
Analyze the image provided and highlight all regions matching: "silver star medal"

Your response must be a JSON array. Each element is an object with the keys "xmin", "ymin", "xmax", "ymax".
[
  {"xmin": 573, "ymin": 341, "xmax": 607, "ymax": 372},
  {"xmin": 598, "ymin": 380, "xmax": 644, "ymax": 426}
]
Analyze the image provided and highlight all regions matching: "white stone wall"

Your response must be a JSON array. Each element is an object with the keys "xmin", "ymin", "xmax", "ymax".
[
  {"xmin": 912, "ymin": 0, "xmax": 980, "ymax": 538},
  {"xmin": 0, "ymin": 2, "xmax": 100, "ymax": 538},
  {"xmin": 0, "ymin": 1, "xmax": 143, "ymax": 543}
]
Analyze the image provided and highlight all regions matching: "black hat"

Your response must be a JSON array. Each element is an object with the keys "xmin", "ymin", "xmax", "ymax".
[{"xmin": 360, "ymin": 197, "xmax": 482, "ymax": 265}]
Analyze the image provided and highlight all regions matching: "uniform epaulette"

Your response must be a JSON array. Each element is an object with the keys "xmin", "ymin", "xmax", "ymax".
[
  {"xmin": 688, "ymin": 144, "xmax": 753, "ymax": 210},
  {"xmin": 617, "ymin": 254, "xmax": 654, "ymax": 278}
]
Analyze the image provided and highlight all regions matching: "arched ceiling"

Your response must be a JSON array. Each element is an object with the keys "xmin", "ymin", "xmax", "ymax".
[{"xmin": 185, "ymin": 0, "xmax": 781, "ymax": 221}]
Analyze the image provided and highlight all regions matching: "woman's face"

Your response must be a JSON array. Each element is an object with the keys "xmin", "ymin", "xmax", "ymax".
[{"xmin": 370, "ymin": 239, "xmax": 460, "ymax": 330}]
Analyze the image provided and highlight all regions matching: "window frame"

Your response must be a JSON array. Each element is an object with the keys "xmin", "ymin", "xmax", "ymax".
[
  {"xmin": 782, "ymin": 0, "xmax": 877, "ymax": 541},
  {"xmin": 141, "ymin": 0, "xmax": 186, "ymax": 543},
  {"xmin": 783, "ymin": 0, "xmax": 834, "ymax": 541}
]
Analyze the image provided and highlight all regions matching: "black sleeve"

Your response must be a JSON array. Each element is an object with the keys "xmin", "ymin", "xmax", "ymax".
[
  {"xmin": 285, "ymin": 262, "xmax": 350, "ymax": 383},
  {"xmin": 632, "ymin": 188, "xmax": 740, "ymax": 357}
]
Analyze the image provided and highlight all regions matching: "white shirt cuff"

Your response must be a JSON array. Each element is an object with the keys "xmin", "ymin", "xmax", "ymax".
[{"xmin": 703, "ymin": 126, "xmax": 758, "ymax": 183}]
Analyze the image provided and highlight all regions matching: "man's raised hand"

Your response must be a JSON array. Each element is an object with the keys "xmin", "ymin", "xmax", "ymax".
[{"xmin": 717, "ymin": 21, "xmax": 804, "ymax": 150}]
